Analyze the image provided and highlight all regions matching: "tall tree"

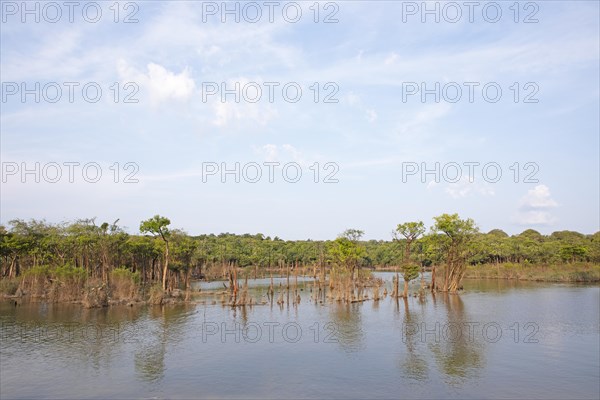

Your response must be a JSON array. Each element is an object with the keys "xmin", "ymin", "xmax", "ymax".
[
  {"xmin": 395, "ymin": 221, "xmax": 426, "ymax": 297},
  {"xmin": 432, "ymin": 214, "xmax": 478, "ymax": 292},
  {"xmin": 140, "ymin": 215, "xmax": 171, "ymax": 291},
  {"xmin": 329, "ymin": 229, "xmax": 366, "ymax": 282}
]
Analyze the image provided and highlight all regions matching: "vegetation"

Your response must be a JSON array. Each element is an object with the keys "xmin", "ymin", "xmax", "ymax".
[
  {"xmin": 139, "ymin": 215, "xmax": 171, "ymax": 291},
  {"xmin": 464, "ymin": 262, "xmax": 600, "ymax": 282},
  {"xmin": 1, "ymin": 214, "xmax": 598, "ymax": 304},
  {"xmin": 431, "ymin": 214, "xmax": 479, "ymax": 292},
  {"xmin": 394, "ymin": 221, "xmax": 426, "ymax": 297}
]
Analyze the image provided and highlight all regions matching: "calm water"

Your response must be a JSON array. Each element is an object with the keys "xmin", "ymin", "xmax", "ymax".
[{"xmin": 1, "ymin": 274, "xmax": 599, "ymax": 399}]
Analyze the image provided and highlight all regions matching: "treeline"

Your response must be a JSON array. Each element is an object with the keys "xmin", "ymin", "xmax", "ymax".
[{"xmin": 1, "ymin": 215, "xmax": 599, "ymax": 291}]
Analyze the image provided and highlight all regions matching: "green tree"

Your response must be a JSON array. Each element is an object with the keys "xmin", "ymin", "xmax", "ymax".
[
  {"xmin": 395, "ymin": 221, "xmax": 426, "ymax": 296},
  {"xmin": 140, "ymin": 215, "xmax": 171, "ymax": 291},
  {"xmin": 328, "ymin": 229, "xmax": 366, "ymax": 281},
  {"xmin": 432, "ymin": 214, "xmax": 478, "ymax": 292}
]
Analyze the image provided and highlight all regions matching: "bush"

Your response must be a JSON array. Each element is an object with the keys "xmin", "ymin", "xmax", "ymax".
[
  {"xmin": 22, "ymin": 265, "xmax": 50, "ymax": 279},
  {"xmin": 21, "ymin": 265, "xmax": 51, "ymax": 296},
  {"xmin": 111, "ymin": 267, "xmax": 140, "ymax": 284},
  {"xmin": 110, "ymin": 267, "xmax": 140, "ymax": 301},
  {"xmin": 83, "ymin": 280, "xmax": 108, "ymax": 308},
  {"xmin": 0, "ymin": 279, "xmax": 19, "ymax": 296},
  {"xmin": 148, "ymin": 284, "xmax": 164, "ymax": 305},
  {"xmin": 50, "ymin": 265, "xmax": 87, "ymax": 302},
  {"xmin": 53, "ymin": 264, "xmax": 87, "ymax": 283}
]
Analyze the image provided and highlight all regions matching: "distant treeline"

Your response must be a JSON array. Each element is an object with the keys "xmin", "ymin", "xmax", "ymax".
[{"xmin": 1, "ymin": 217, "xmax": 599, "ymax": 287}]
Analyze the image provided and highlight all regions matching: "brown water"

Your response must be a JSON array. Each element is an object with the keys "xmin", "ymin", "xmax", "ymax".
[{"xmin": 1, "ymin": 275, "xmax": 599, "ymax": 399}]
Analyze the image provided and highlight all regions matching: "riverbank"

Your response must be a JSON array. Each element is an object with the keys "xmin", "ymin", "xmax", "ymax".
[
  {"xmin": 373, "ymin": 263, "xmax": 600, "ymax": 283},
  {"xmin": 463, "ymin": 262, "xmax": 600, "ymax": 282}
]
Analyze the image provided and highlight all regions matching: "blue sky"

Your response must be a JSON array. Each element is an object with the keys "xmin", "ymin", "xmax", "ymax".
[{"xmin": 1, "ymin": 1, "xmax": 599, "ymax": 239}]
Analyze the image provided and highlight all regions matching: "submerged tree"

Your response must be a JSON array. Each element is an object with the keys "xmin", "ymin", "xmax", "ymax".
[
  {"xmin": 431, "ymin": 214, "xmax": 478, "ymax": 293},
  {"xmin": 140, "ymin": 215, "xmax": 171, "ymax": 291},
  {"xmin": 394, "ymin": 222, "xmax": 426, "ymax": 297},
  {"xmin": 329, "ymin": 229, "xmax": 366, "ymax": 282}
]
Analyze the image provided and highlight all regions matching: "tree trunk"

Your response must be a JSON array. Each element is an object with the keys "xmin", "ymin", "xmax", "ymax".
[
  {"xmin": 162, "ymin": 241, "xmax": 169, "ymax": 291},
  {"xmin": 8, "ymin": 255, "xmax": 18, "ymax": 278},
  {"xmin": 403, "ymin": 279, "xmax": 409, "ymax": 298},
  {"xmin": 185, "ymin": 267, "xmax": 192, "ymax": 300},
  {"xmin": 102, "ymin": 250, "xmax": 108, "ymax": 283}
]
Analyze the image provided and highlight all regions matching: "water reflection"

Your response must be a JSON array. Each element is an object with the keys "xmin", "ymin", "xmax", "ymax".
[
  {"xmin": 1, "ymin": 282, "xmax": 598, "ymax": 399},
  {"xmin": 399, "ymin": 298, "xmax": 429, "ymax": 381},
  {"xmin": 133, "ymin": 305, "xmax": 195, "ymax": 383},
  {"xmin": 428, "ymin": 294, "xmax": 485, "ymax": 386},
  {"xmin": 329, "ymin": 303, "xmax": 365, "ymax": 352}
]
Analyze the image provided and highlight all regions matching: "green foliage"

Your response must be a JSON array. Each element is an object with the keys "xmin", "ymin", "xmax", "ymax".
[
  {"xmin": 465, "ymin": 262, "xmax": 599, "ymax": 282},
  {"xmin": 340, "ymin": 229, "xmax": 364, "ymax": 242},
  {"xmin": 140, "ymin": 215, "xmax": 171, "ymax": 240},
  {"xmin": 396, "ymin": 222, "xmax": 426, "ymax": 242},
  {"xmin": 111, "ymin": 267, "xmax": 141, "ymax": 284},
  {"xmin": 1, "ymin": 217, "xmax": 598, "ymax": 294},
  {"xmin": 559, "ymin": 245, "xmax": 588, "ymax": 262},
  {"xmin": 395, "ymin": 221, "xmax": 426, "ymax": 282},
  {"xmin": 402, "ymin": 264, "xmax": 420, "ymax": 283},
  {"xmin": 53, "ymin": 264, "xmax": 87, "ymax": 282},
  {"xmin": 22, "ymin": 265, "xmax": 50, "ymax": 278},
  {"xmin": 328, "ymin": 236, "xmax": 367, "ymax": 271},
  {"xmin": 432, "ymin": 214, "xmax": 478, "ymax": 241}
]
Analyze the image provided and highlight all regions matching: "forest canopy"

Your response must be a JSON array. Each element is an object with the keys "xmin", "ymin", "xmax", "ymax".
[{"xmin": 2, "ymin": 216, "xmax": 598, "ymax": 285}]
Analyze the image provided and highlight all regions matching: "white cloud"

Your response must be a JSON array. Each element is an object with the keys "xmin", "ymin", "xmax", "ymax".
[
  {"xmin": 519, "ymin": 184, "xmax": 559, "ymax": 209},
  {"xmin": 514, "ymin": 210, "xmax": 557, "ymax": 226},
  {"xmin": 211, "ymin": 100, "xmax": 278, "ymax": 127},
  {"xmin": 343, "ymin": 92, "xmax": 360, "ymax": 106},
  {"xmin": 426, "ymin": 180, "xmax": 439, "ymax": 190},
  {"xmin": 366, "ymin": 109, "xmax": 378, "ymax": 123},
  {"xmin": 442, "ymin": 176, "xmax": 495, "ymax": 199},
  {"xmin": 204, "ymin": 77, "xmax": 279, "ymax": 127},
  {"xmin": 513, "ymin": 185, "xmax": 559, "ymax": 226},
  {"xmin": 253, "ymin": 144, "xmax": 310, "ymax": 166},
  {"xmin": 384, "ymin": 52, "xmax": 399, "ymax": 66},
  {"xmin": 396, "ymin": 103, "xmax": 452, "ymax": 135},
  {"xmin": 255, "ymin": 144, "xmax": 279, "ymax": 162},
  {"xmin": 445, "ymin": 182, "xmax": 472, "ymax": 199},
  {"xmin": 117, "ymin": 60, "xmax": 195, "ymax": 105},
  {"xmin": 342, "ymin": 92, "xmax": 378, "ymax": 123}
]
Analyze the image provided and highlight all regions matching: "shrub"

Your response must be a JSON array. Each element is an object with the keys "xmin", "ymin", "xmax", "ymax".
[
  {"xmin": 0, "ymin": 279, "xmax": 19, "ymax": 296},
  {"xmin": 21, "ymin": 265, "xmax": 51, "ymax": 296},
  {"xmin": 110, "ymin": 267, "xmax": 140, "ymax": 301},
  {"xmin": 50, "ymin": 265, "xmax": 87, "ymax": 302},
  {"xmin": 148, "ymin": 284, "xmax": 164, "ymax": 305}
]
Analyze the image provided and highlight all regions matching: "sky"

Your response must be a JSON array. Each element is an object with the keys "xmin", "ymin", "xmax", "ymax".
[{"xmin": 1, "ymin": 0, "xmax": 599, "ymax": 240}]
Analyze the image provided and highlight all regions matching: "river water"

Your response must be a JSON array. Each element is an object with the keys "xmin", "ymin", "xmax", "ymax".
[{"xmin": 1, "ymin": 274, "xmax": 599, "ymax": 399}]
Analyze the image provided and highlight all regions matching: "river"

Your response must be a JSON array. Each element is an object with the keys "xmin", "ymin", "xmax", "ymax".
[{"xmin": 1, "ymin": 274, "xmax": 598, "ymax": 399}]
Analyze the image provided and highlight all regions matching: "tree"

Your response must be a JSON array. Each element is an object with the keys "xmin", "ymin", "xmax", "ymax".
[
  {"xmin": 170, "ymin": 230, "xmax": 197, "ymax": 296},
  {"xmin": 394, "ymin": 221, "xmax": 426, "ymax": 296},
  {"xmin": 432, "ymin": 214, "xmax": 478, "ymax": 292},
  {"xmin": 140, "ymin": 215, "xmax": 171, "ymax": 291},
  {"xmin": 400, "ymin": 264, "xmax": 420, "ymax": 295},
  {"xmin": 341, "ymin": 229, "xmax": 364, "ymax": 242},
  {"xmin": 328, "ymin": 229, "xmax": 366, "ymax": 282},
  {"xmin": 338, "ymin": 229, "xmax": 365, "ymax": 281}
]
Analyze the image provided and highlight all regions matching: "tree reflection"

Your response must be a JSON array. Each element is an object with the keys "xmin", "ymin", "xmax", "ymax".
[
  {"xmin": 397, "ymin": 293, "xmax": 486, "ymax": 387},
  {"xmin": 329, "ymin": 303, "xmax": 365, "ymax": 352},
  {"xmin": 399, "ymin": 298, "xmax": 429, "ymax": 381},
  {"xmin": 428, "ymin": 293, "xmax": 485, "ymax": 386},
  {"xmin": 134, "ymin": 305, "xmax": 194, "ymax": 383}
]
